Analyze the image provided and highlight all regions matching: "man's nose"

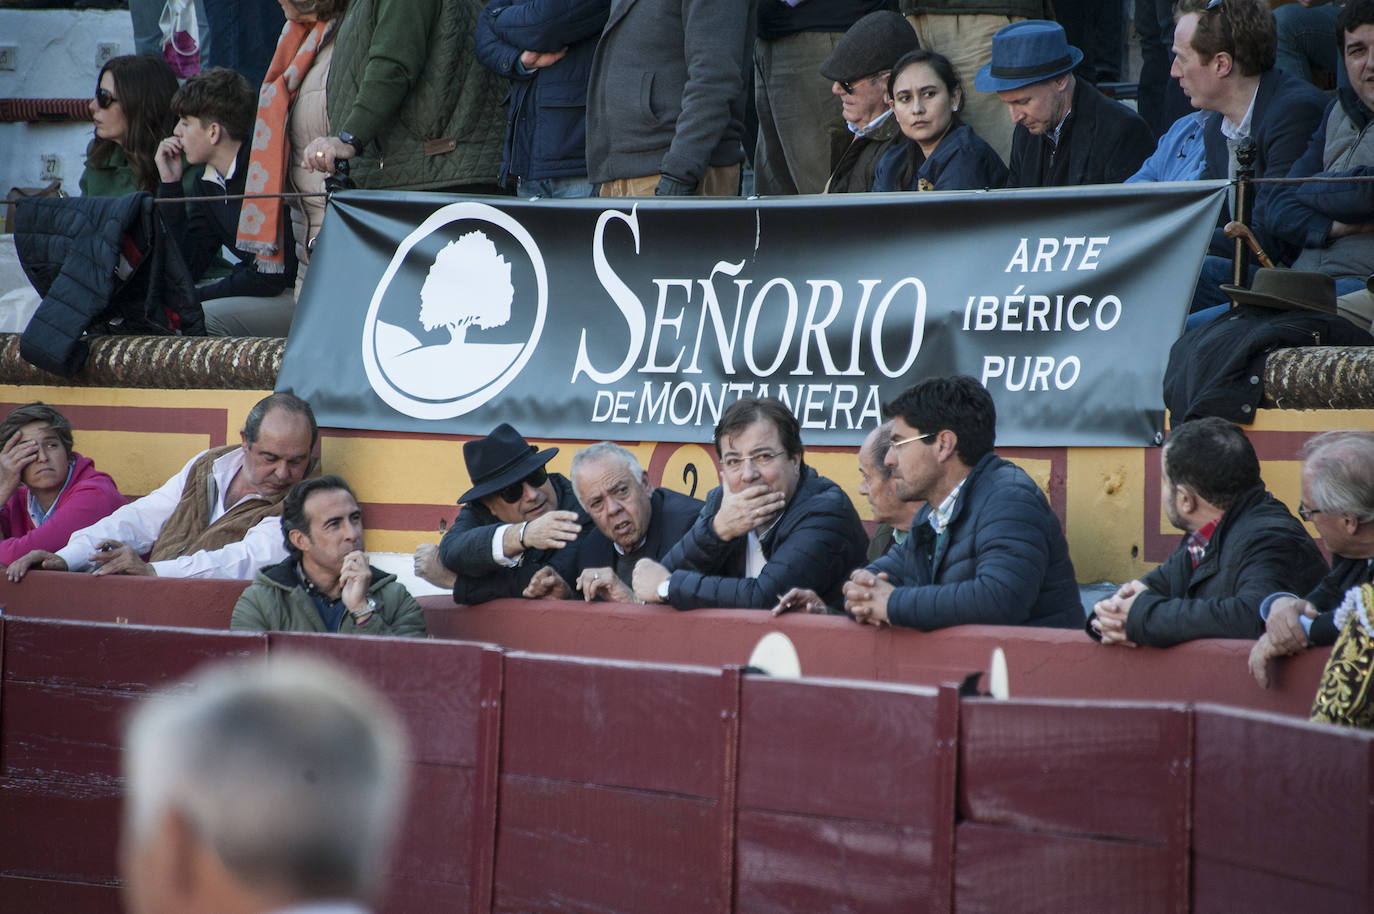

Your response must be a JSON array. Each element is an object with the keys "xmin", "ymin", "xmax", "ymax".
[{"xmin": 831, "ymin": 81, "xmax": 844, "ymax": 97}]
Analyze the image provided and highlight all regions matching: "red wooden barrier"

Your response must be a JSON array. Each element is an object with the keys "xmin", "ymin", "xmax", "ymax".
[
  {"xmin": 734, "ymin": 677, "xmax": 957, "ymax": 914},
  {"xmin": 956, "ymin": 699, "xmax": 1192, "ymax": 914},
  {"xmin": 1191, "ymin": 705, "xmax": 1374, "ymax": 913},
  {"xmin": 0, "ymin": 617, "xmax": 264, "ymax": 912}
]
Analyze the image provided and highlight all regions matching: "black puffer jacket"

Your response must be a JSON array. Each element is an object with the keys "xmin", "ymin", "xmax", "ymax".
[
  {"xmin": 15, "ymin": 192, "xmax": 201, "ymax": 376},
  {"xmin": 1122, "ymin": 484, "xmax": 1329, "ymax": 647},
  {"xmin": 662, "ymin": 465, "xmax": 868, "ymax": 610}
]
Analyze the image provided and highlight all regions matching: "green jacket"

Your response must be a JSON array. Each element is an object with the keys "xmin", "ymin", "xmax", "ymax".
[
  {"xmin": 326, "ymin": 0, "xmax": 505, "ymax": 190},
  {"xmin": 231, "ymin": 560, "xmax": 428, "ymax": 637},
  {"xmin": 900, "ymin": 0, "xmax": 1053, "ymax": 16},
  {"xmin": 79, "ymin": 141, "xmax": 199, "ymax": 198}
]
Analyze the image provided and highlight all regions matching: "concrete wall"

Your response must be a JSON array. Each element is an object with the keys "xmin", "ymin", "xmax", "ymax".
[{"xmin": 0, "ymin": 9, "xmax": 135, "ymax": 195}]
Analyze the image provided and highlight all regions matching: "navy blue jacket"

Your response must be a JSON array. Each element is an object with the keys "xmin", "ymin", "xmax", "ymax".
[
  {"xmin": 1120, "ymin": 484, "xmax": 1328, "ymax": 647},
  {"xmin": 474, "ymin": 0, "xmax": 610, "ymax": 186},
  {"xmin": 578, "ymin": 487, "xmax": 703, "ymax": 577},
  {"xmin": 1006, "ymin": 76, "xmax": 1153, "ymax": 188},
  {"xmin": 158, "ymin": 142, "xmax": 297, "ymax": 302},
  {"xmin": 870, "ymin": 452, "xmax": 1082, "ymax": 630},
  {"xmin": 1199, "ymin": 66, "xmax": 1328, "ymax": 264},
  {"xmin": 662, "ymin": 465, "xmax": 868, "ymax": 610},
  {"xmin": 438, "ymin": 472, "xmax": 593, "ymax": 605},
  {"xmin": 872, "ymin": 123, "xmax": 1008, "ymax": 192},
  {"xmin": 1293, "ymin": 554, "xmax": 1374, "ymax": 647}
]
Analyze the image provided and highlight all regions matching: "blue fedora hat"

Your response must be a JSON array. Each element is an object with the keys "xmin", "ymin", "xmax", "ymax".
[{"xmin": 974, "ymin": 20, "xmax": 1083, "ymax": 93}]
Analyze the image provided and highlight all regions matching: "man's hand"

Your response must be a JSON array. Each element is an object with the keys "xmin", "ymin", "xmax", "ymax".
[
  {"xmin": 576, "ymin": 567, "xmax": 634, "ymax": 604},
  {"xmin": 842, "ymin": 569, "xmax": 893, "ymax": 625},
  {"xmin": 711, "ymin": 483, "xmax": 787, "ymax": 541},
  {"xmin": 89, "ymin": 541, "xmax": 156, "ymax": 577},
  {"xmin": 1090, "ymin": 580, "xmax": 1146, "ymax": 646},
  {"xmin": 5, "ymin": 549, "xmax": 67, "ymax": 581},
  {"xmin": 302, "ymin": 135, "xmax": 356, "ymax": 175},
  {"xmin": 339, "ymin": 550, "xmax": 370, "ymax": 612},
  {"xmin": 1248, "ymin": 633, "xmax": 1286, "ymax": 689},
  {"xmin": 154, "ymin": 134, "xmax": 185, "ymax": 183},
  {"xmin": 633, "ymin": 558, "xmax": 671, "ymax": 604},
  {"xmin": 521, "ymin": 510, "xmax": 583, "ymax": 552},
  {"xmin": 413, "ymin": 542, "xmax": 457, "ymax": 589},
  {"xmin": 772, "ymin": 587, "xmax": 827, "ymax": 616},
  {"xmin": 1265, "ymin": 596, "xmax": 1317, "ymax": 655},
  {"xmin": 523, "ymin": 565, "xmax": 572, "ymax": 600},
  {"xmin": 0, "ymin": 429, "xmax": 38, "ymax": 502},
  {"xmin": 520, "ymin": 47, "xmax": 568, "ymax": 70}
]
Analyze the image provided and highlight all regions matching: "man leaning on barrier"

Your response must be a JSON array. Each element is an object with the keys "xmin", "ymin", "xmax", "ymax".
[{"xmin": 777, "ymin": 376, "xmax": 1082, "ymax": 629}]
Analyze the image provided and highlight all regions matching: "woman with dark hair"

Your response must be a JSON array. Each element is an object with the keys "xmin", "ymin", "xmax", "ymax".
[
  {"xmin": 0, "ymin": 403, "xmax": 125, "ymax": 566},
  {"xmin": 80, "ymin": 54, "xmax": 182, "ymax": 197},
  {"xmin": 872, "ymin": 49, "xmax": 1007, "ymax": 193}
]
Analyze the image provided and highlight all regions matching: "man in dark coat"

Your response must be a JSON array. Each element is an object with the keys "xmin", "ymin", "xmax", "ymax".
[
  {"xmin": 427, "ymin": 423, "xmax": 592, "ymax": 605},
  {"xmin": 781, "ymin": 376, "xmax": 1081, "ymax": 629},
  {"xmin": 819, "ymin": 10, "xmax": 919, "ymax": 194},
  {"xmin": 522, "ymin": 441, "xmax": 702, "ymax": 602},
  {"xmin": 978, "ymin": 20, "xmax": 1152, "ymax": 188},
  {"xmin": 1250, "ymin": 430, "xmax": 1374, "ymax": 686},
  {"xmin": 1092, "ymin": 417, "xmax": 1328, "ymax": 649},
  {"xmin": 633, "ymin": 397, "xmax": 867, "ymax": 610}
]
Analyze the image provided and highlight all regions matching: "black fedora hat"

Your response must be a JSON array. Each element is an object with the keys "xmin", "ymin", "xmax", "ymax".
[
  {"xmin": 457, "ymin": 423, "xmax": 558, "ymax": 504},
  {"xmin": 1220, "ymin": 268, "xmax": 1337, "ymax": 314}
]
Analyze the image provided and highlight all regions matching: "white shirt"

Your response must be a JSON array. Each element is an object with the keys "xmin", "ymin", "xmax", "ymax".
[{"xmin": 55, "ymin": 448, "xmax": 289, "ymax": 579}]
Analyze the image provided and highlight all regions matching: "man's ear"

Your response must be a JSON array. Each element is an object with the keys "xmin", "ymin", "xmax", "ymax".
[
  {"xmin": 1174, "ymin": 483, "xmax": 1198, "ymax": 515},
  {"xmin": 206, "ymin": 120, "xmax": 223, "ymax": 145},
  {"xmin": 1212, "ymin": 51, "xmax": 1234, "ymax": 79},
  {"xmin": 287, "ymin": 526, "xmax": 310, "ymax": 555},
  {"xmin": 935, "ymin": 429, "xmax": 959, "ymax": 462}
]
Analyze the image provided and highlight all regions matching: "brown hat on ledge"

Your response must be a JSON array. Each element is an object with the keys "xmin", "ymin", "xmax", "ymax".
[{"xmin": 1220, "ymin": 268, "xmax": 1337, "ymax": 314}]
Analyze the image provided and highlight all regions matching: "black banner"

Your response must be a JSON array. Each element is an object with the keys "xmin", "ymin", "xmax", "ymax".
[{"xmin": 280, "ymin": 183, "xmax": 1226, "ymax": 446}]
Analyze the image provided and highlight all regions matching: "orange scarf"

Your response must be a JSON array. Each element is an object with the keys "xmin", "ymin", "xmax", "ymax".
[{"xmin": 237, "ymin": 18, "xmax": 333, "ymax": 275}]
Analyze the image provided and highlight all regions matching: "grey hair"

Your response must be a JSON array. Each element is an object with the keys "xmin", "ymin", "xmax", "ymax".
[
  {"xmin": 862, "ymin": 422, "xmax": 895, "ymax": 481},
  {"xmin": 1302, "ymin": 430, "xmax": 1374, "ymax": 522},
  {"xmin": 244, "ymin": 392, "xmax": 318, "ymax": 448},
  {"xmin": 123, "ymin": 655, "xmax": 408, "ymax": 901},
  {"xmin": 570, "ymin": 442, "xmax": 646, "ymax": 503}
]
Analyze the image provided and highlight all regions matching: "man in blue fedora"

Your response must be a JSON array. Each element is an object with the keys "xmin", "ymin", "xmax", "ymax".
[
  {"xmin": 977, "ymin": 19, "xmax": 1153, "ymax": 188},
  {"xmin": 418, "ymin": 423, "xmax": 592, "ymax": 604}
]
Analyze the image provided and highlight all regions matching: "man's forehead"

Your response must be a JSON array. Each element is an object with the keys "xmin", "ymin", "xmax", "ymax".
[
  {"xmin": 19, "ymin": 423, "xmax": 59, "ymax": 439},
  {"xmin": 578, "ymin": 457, "xmax": 638, "ymax": 490},
  {"xmin": 306, "ymin": 488, "xmax": 359, "ymax": 518},
  {"xmin": 721, "ymin": 420, "xmax": 783, "ymax": 453},
  {"xmin": 250, "ymin": 411, "xmax": 312, "ymax": 451}
]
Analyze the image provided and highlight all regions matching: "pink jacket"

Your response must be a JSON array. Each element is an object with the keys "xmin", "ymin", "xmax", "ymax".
[{"xmin": 0, "ymin": 453, "xmax": 127, "ymax": 565}]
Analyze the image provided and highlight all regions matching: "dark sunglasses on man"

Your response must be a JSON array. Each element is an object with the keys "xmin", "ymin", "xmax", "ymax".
[{"xmin": 498, "ymin": 466, "xmax": 548, "ymax": 504}]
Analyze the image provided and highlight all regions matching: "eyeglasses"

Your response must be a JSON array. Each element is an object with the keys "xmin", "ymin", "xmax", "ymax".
[
  {"xmin": 839, "ymin": 70, "xmax": 888, "ymax": 95},
  {"xmin": 1297, "ymin": 502, "xmax": 1323, "ymax": 522},
  {"xmin": 720, "ymin": 451, "xmax": 783, "ymax": 473},
  {"xmin": 498, "ymin": 466, "xmax": 548, "ymax": 504},
  {"xmin": 95, "ymin": 88, "xmax": 119, "ymax": 109},
  {"xmin": 889, "ymin": 431, "xmax": 936, "ymax": 449}
]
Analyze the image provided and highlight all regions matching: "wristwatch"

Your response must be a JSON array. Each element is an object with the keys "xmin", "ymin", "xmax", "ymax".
[
  {"xmin": 350, "ymin": 596, "xmax": 377, "ymax": 626},
  {"xmin": 656, "ymin": 578, "xmax": 670, "ymax": 602},
  {"xmin": 337, "ymin": 130, "xmax": 363, "ymax": 154}
]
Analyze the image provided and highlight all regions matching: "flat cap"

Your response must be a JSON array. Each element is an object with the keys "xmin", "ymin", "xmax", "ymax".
[{"xmin": 820, "ymin": 11, "xmax": 920, "ymax": 84}]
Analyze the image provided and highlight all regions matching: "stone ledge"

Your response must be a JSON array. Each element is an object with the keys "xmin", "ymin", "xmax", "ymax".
[
  {"xmin": 0, "ymin": 332, "xmax": 282, "ymax": 389},
  {"xmin": 1263, "ymin": 346, "xmax": 1374, "ymax": 410}
]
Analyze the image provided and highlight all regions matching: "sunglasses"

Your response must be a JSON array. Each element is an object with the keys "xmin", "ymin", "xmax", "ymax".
[
  {"xmin": 95, "ymin": 88, "xmax": 119, "ymax": 109},
  {"xmin": 839, "ymin": 70, "xmax": 888, "ymax": 95},
  {"xmin": 498, "ymin": 466, "xmax": 548, "ymax": 504}
]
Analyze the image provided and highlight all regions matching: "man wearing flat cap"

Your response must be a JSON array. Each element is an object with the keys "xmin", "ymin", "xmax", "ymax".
[
  {"xmin": 420, "ymin": 423, "xmax": 592, "ymax": 605},
  {"xmin": 820, "ymin": 10, "xmax": 920, "ymax": 194},
  {"xmin": 978, "ymin": 19, "xmax": 1153, "ymax": 188}
]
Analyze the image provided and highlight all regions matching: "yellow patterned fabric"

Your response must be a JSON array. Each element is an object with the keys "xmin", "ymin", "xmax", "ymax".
[{"xmin": 1311, "ymin": 583, "xmax": 1374, "ymax": 728}]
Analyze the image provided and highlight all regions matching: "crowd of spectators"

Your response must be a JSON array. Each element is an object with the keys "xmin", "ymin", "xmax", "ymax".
[{"xmin": 49, "ymin": 1, "xmax": 1368, "ymax": 338}]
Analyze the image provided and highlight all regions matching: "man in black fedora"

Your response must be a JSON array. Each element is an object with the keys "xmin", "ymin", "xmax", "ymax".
[
  {"xmin": 819, "ymin": 9, "xmax": 919, "ymax": 194},
  {"xmin": 418, "ymin": 423, "xmax": 591, "ymax": 605},
  {"xmin": 976, "ymin": 19, "xmax": 1152, "ymax": 188}
]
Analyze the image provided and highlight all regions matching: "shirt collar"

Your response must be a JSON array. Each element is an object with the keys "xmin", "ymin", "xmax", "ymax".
[
  {"xmin": 201, "ymin": 152, "xmax": 238, "ymax": 188},
  {"xmin": 928, "ymin": 479, "xmax": 965, "ymax": 534},
  {"xmin": 850, "ymin": 108, "xmax": 894, "ymax": 138},
  {"xmin": 1048, "ymin": 106, "xmax": 1074, "ymax": 147},
  {"xmin": 1220, "ymin": 85, "xmax": 1258, "ymax": 142},
  {"xmin": 1186, "ymin": 517, "xmax": 1220, "ymax": 566}
]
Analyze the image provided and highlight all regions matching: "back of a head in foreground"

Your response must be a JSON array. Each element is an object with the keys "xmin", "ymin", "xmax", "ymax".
[{"xmin": 122, "ymin": 655, "xmax": 409, "ymax": 909}]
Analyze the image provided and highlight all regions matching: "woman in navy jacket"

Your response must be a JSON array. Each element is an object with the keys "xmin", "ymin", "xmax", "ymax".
[{"xmin": 872, "ymin": 50, "xmax": 1007, "ymax": 193}]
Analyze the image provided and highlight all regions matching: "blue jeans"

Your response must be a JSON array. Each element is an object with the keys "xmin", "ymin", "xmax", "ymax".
[
  {"xmin": 1275, "ymin": 2, "xmax": 1347, "ymax": 90},
  {"xmin": 517, "ymin": 176, "xmax": 599, "ymax": 199}
]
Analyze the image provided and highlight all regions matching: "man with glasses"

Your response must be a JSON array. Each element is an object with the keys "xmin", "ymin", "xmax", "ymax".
[
  {"xmin": 819, "ymin": 10, "xmax": 919, "ymax": 194},
  {"xmin": 633, "ymin": 396, "xmax": 866, "ymax": 610},
  {"xmin": 423, "ymin": 423, "xmax": 591, "ymax": 604},
  {"xmin": 1249, "ymin": 430, "xmax": 1374, "ymax": 687},
  {"xmin": 780, "ymin": 375, "xmax": 1082, "ymax": 628},
  {"xmin": 1090, "ymin": 416, "xmax": 1327, "ymax": 648}
]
